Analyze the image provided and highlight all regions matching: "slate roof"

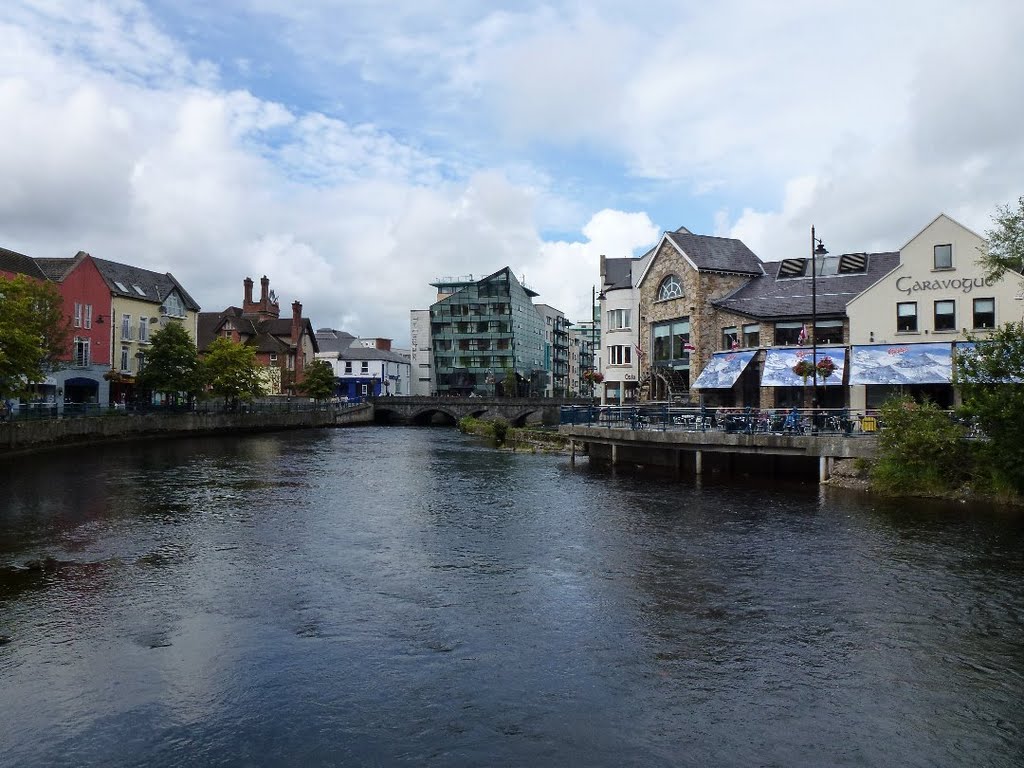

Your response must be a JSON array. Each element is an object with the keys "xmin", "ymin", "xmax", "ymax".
[
  {"xmin": 337, "ymin": 346, "xmax": 409, "ymax": 364},
  {"xmin": 198, "ymin": 307, "xmax": 319, "ymax": 355},
  {"xmin": 91, "ymin": 256, "xmax": 201, "ymax": 311},
  {"xmin": 664, "ymin": 231, "xmax": 764, "ymax": 275},
  {"xmin": 315, "ymin": 328, "xmax": 357, "ymax": 354},
  {"xmin": 34, "ymin": 257, "xmax": 77, "ymax": 280},
  {"xmin": 603, "ymin": 257, "xmax": 634, "ymax": 291},
  {"xmin": 712, "ymin": 252, "xmax": 900, "ymax": 320},
  {"xmin": 0, "ymin": 247, "xmax": 49, "ymax": 280}
]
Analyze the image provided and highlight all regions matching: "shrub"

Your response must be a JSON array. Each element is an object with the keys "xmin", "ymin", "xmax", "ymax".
[{"xmin": 870, "ymin": 395, "xmax": 970, "ymax": 495}]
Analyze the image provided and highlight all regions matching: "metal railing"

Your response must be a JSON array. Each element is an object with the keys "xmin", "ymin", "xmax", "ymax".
[
  {"xmin": 560, "ymin": 405, "xmax": 877, "ymax": 436},
  {"xmin": 1, "ymin": 399, "xmax": 362, "ymax": 423}
]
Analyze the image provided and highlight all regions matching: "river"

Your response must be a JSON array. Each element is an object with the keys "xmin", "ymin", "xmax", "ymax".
[{"xmin": 1, "ymin": 427, "xmax": 1022, "ymax": 766}]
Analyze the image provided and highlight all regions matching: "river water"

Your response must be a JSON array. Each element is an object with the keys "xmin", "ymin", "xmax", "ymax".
[{"xmin": 1, "ymin": 427, "xmax": 1022, "ymax": 767}]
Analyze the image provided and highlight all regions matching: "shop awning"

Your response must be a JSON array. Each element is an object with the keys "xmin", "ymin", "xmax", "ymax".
[
  {"xmin": 760, "ymin": 346, "xmax": 846, "ymax": 387},
  {"xmin": 953, "ymin": 341, "xmax": 1022, "ymax": 383},
  {"xmin": 692, "ymin": 349, "xmax": 756, "ymax": 389},
  {"xmin": 848, "ymin": 343, "xmax": 952, "ymax": 385}
]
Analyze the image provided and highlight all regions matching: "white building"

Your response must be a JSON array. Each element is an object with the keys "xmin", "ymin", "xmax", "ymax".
[
  {"xmin": 409, "ymin": 309, "xmax": 434, "ymax": 396},
  {"xmin": 846, "ymin": 213, "xmax": 1024, "ymax": 410}
]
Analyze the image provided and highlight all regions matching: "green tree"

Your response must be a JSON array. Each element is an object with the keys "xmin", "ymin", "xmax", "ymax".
[
  {"xmin": 979, "ymin": 196, "xmax": 1024, "ymax": 281},
  {"xmin": 299, "ymin": 360, "xmax": 336, "ymax": 402},
  {"xmin": 0, "ymin": 275, "xmax": 69, "ymax": 400},
  {"xmin": 201, "ymin": 337, "xmax": 265, "ymax": 410},
  {"xmin": 136, "ymin": 322, "xmax": 202, "ymax": 404},
  {"xmin": 955, "ymin": 321, "xmax": 1024, "ymax": 494},
  {"xmin": 870, "ymin": 395, "xmax": 970, "ymax": 496}
]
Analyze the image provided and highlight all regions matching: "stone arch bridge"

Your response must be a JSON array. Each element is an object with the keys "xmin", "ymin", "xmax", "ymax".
[{"xmin": 369, "ymin": 396, "xmax": 577, "ymax": 427}]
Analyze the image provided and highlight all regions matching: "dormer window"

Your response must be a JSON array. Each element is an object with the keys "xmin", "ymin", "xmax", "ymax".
[{"xmin": 657, "ymin": 274, "xmax": 683, "ymax": 301}]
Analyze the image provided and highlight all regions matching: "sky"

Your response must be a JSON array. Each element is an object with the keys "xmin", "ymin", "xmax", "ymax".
[{"xmin": 1, "ymin": 0, "xmax": 1022, "ymax": 345}]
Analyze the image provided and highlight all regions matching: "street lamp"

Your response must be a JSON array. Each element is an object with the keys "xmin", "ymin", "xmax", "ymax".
[{"xmin": 810, "ymin": 226, "xmax": 828, "ymax": 423}]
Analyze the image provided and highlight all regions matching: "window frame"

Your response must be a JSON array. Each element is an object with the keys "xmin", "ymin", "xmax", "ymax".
[
  {"xmin": 657, "ymin": 274, "xmax": 683, "ymax": 301},
  {"xmin": 933, "ymin": 244, "xmax": 953, "ymax": 270},
  {"xmin": 973, "ymin": 297, "xmax": 995, "ymax": 330},
  {"xmin": 897, "ymin": 302, "xmax": 918, "ymax": 333},
  {"xmin": 933, "ymin": 299, "xmax": 956, "ymax": 332}
]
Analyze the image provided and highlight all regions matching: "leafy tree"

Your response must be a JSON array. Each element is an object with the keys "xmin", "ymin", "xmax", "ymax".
[
  {"xmin": 299, "ymin": 360, "xmax": 336, "ymax": 401},
  {"xmin": 136, "ymin": 322, "xmax": 202, "ymax": 403},
  {"xmin": 201, "ymin": 337, "xmax": 265, "ymax": 410},
  {"xmin": 979, "ymin": 196, "xmax": 1024, "ymax": 281},
  {"xmin": 0, "ymin": 275, "xmax": 69, "ymax": 400},
  {"xmin": 955, "ymin": 321, "xmax": 1024, "ymax": 494},
  {"xmin": 870, "ymin": 395, "xmax": 970, "ymax": 496}
]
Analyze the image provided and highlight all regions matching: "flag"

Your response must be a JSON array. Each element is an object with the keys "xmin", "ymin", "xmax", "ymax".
[
  {"xmin": 634, "ymin": 343, "xmax": 645, "ymax": 359},
  {"xmin": 797, "ymin": 324, "xmax": 808, "ymax": 346},
  {"xmin": 730, "ymin": 338, "xmax": 739, "ymax": 350},
  {"xmin": 683, "ymin": 342, "xmax": 696, "ymax": 352}
]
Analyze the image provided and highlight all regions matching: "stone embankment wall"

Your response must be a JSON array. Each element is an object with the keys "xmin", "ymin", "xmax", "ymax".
[{"xmin": 0, "ymin": 404, "xmax": 374, "ymax": 455}]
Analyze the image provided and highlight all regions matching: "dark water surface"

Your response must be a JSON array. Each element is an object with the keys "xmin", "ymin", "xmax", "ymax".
[{"xmin": 1, "ymin": 427, "xmax": 1022, "ymax": 767}]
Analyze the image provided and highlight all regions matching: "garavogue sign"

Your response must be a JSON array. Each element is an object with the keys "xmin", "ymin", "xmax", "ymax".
[{"xmin": 896, "ymin": 275, "xmax": 995, "ymax": 296}]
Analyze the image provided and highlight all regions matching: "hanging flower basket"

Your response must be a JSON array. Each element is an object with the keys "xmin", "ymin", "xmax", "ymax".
[
  {"xmin": 583, "ymin": 370, "xmax": 604, "ymax": 384},
  {"xmin": 816, "ymin": 356, "xmax": 836, "ymax": 380},
  {"xmin": 792, "ymin": 359, "xmax": 815, "ymax": 383}
]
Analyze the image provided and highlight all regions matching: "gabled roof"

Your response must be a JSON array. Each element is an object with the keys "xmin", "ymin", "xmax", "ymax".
[
  {"xmin": 900, "ymin": 212, "xmax": 985, "ymax": 250},
  {"xmin": 197, "ymin": 308, "xmax": 318, "ymax": 354},
  {"xmin": 712, "ymin": 252, "xmax": 900, "ymax": 320},
  {"xmin": 337, "ymin": 346, "xmax": 409, "ymax": 364},
  {"xmin": 663, "ymin": 231, "xmax": 763, "ymax": 275},
  {"xmin": 91, "ymin": 256, "xmax": 200, "ymax": 311},
  {"xmin": 0, "ymin": 247, "xmax": 49, "ymax": 280}
]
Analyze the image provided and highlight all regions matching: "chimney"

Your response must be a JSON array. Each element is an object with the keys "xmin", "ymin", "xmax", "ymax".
[
  {"xmin": 599, "ymin": 254, "xmax": 607, "ymax": 280},
  {"xmin": 243, "ymin": 277, "xmax": 253, "ymax": 306},
  {"xmin": 291, "ymin": 301, "xmax": 302, "ymax": 344},
  {"xmin": 260, "ymin": 275, "xmax": 270, "ymax": 304}
]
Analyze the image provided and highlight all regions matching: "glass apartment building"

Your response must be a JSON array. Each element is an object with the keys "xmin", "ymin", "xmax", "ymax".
[{"xmin": 430, "ymin": 268, "xmax": 548, "ymax": 396}]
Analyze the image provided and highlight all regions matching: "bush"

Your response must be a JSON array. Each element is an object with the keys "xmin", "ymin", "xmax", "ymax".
[{"xmin": 870, "ymin": 396, "xmax": 970, "ymax": 495}]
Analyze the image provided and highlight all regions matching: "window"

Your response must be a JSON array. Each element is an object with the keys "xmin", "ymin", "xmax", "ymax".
[
  {"xmin": 132, "ymin": 285, "xmax": 146, "ymax": 297},
  {"xmin": 121, "ymin": 314, "xmax": 132, "ymax": 340},
  {"xmin": 114, "ymin": 281, "xmax": 128, "ymax": 292},
  {"xmin": 163, "ymin": 293, "xmax": 184, "ymax": 317},
  {"xmin": 84, "ymin": 304, "xmax": 92, "ymax": 329},
  {"xmin": 361, "ymin": 362, "xmax": 369, "ymax": 374},
  {"xmin": 973, "ymin": 298, "xmax": 995, "ymax": 329},
  {"xmin": 722, "ymin": 326, "xmax": 738, "ymax": 350},
  {"xmin": 897, "ymin": 302, "xmax": 918, "ymax": 332},
  {"xmin": 344, "ymin": 361, "xmax": 352, "ymax": 374},
  {"xmin": 608, "ymin": 345, "xmax": 632, "ymax": 365},
  {"xmin": 288, "ymin": 353, "xmax": 296, "ymax": 370},
  {"xmin": 270, "ymin": 353, "xmax": 278, "ymax": 364},
  {"xmin": 743, "ymin": 323, "xmax": 760, "ymax": 348},
  {"xmin": 73, "ymin": 302, "xmax": 82, "ymax": 328},
  {"xmin": 652, "ymin": 318, "xmax": 691, "ymax": 363},
  {"xmin": 815, "ymin": 320, "xmax": 844, "ymax": 344},
  {"xmin": 934, "ymin": 244, "xmax": 952, "ymax": 270},
  {"xmin": 120, "ymin": 345, "xmax": 130, "ymax": 372},
  {"xmin": 934, "ymin": 300, "xmax": 956, "ymax": 331},
  {"xmin": 657, "ymin": 274, "xmax": 683, "ymax": 301},
  {"xmin": 606, "ymin": 309, "xmax": 631, "ymax": 330},
  {"xmin": 361, "ymin": 384, "xmax": 369, "ymax": 396},
  {"xmin": 139, "ymin": 316, "xmax": 149, "ymax": 343},
  {"xmin": 774, "ymin": 322, "xmax": 804, "ymax": 346},
  {"xmin": 74, "ymin": 337, "xmax": 90, "ymax": 367}
]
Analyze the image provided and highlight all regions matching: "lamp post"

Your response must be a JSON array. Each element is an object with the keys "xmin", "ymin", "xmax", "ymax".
[{"xmin": 810, "ymin": 226, "xmax": 828, "ymax": 425}]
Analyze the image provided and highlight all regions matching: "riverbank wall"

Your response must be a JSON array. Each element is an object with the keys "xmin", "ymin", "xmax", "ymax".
[{"xmin": 0, "ymin": 403, "xmax": 375, "ymax": 455}]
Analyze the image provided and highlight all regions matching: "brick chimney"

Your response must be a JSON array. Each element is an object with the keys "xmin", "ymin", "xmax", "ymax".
[
  {"xmin": 291, "ymin": 301, "xmax": 302, "ymax": 345},
  {"xmin": 260, "ymin": 275, "xmax": 270, "ymax": 304},
  {"xmin": 243, "ymin": 277, "xmax": 253, "ymax": 307}
]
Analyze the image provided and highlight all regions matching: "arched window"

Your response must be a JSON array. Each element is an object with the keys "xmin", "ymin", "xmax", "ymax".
[{"xmin": 657, "ymin": 274, "xmax": 683, "ymax": 301}]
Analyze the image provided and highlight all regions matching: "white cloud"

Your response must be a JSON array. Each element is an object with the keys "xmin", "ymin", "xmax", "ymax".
[{"xmin": 1, "ymin": 0, "xmax": 1022, "ymax": 347}]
